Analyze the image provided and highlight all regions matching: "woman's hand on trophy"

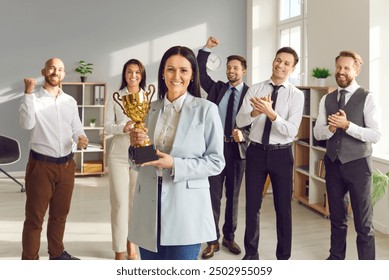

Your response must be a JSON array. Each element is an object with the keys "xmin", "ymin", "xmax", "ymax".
[
  {"xmin": 129, "ymin": 127, "xmax": 149, "ymax": 146},
  {"xmin": 141, "ymin": 149, "xmax": 174, "ymax": 170},
  {"xmin": 123, "ymin": 120, "xmax": 134, "ymax": 133}
]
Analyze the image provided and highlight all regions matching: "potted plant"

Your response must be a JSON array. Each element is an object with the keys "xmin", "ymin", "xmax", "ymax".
[
  {"xmin": 89, "ymin": 118, "xmax": 96, "ymax": 127},
  {"xmin": 75, "ymin": 60, "xmax": 93, "ymax": 82},
  {"xmin": 372, "ymin": 169, "xmax": 389, "ymax": 206},
  {"xmin": 311, "ymin": 67, "xmax": 331, "ymax": 87}
]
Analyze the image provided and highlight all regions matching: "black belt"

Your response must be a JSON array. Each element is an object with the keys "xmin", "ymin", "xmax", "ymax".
[
  {"xmin": 250, "ymin": 142, "xmax": 292, "ymax": 151},
  {"xmin": 30, "ymin": 150, "xmax": 74, "ymax": 164}
]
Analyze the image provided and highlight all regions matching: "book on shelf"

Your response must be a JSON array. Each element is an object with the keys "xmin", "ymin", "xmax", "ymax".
[
  {"xmin": 99, "ymin": 86, "xmax": 105, "ymax": 104},
  {"xmin": 87, "ymin": 143, "xmax": 103, "ymax": 149},
  {"xmin": 93, "ymin": 85, "xmax": 105, "ymax": 105},
  {"xmin": 316, "ymin": 159, "xmax": 326, "ymax": 178},
  {"xmin": 301, "ymin": 89, "xmax": 310, "ymax": 115},
  {"xmin": 94, "ymin": 85, "xmax": 100, "ymax": 105}
]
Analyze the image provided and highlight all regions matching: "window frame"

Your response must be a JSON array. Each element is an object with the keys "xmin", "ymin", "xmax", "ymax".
[{"xmin": 277, "ymin": 0, "xmax": 307, "ymax": 85}]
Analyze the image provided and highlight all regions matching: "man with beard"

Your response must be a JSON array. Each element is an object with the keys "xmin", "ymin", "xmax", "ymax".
[
  {"xmin": 313, "ymin": 51, "xmax": 381, "ymax": 260},
  {"xmin": 20, "ymin": 58, "xmax": 89, "ymax": 260},
  {"xmin": 236, "ymin": 47, "xmax": 304, "ymax": 260},
  {"xmin": 197, "ymin": 36, "xmax": 249, "ymax": 259}
]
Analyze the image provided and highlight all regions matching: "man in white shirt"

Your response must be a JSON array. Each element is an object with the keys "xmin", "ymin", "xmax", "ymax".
[
  {"xmin": 19, "ymin": 58, "xmax": 88, "ymax": 260},
  {"xmin": 236, "ymin": 47, "xmax": 304, "ymax": 260},
  {"xmin": 313, "ymin": 51, "xmax": 381, "ymax": 260}
]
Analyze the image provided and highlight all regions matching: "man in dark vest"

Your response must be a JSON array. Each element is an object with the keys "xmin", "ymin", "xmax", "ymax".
[
  {"xmin": 313, "ymin": 50, "xmax": 381, "ymax": 260},
  {"xmin": 197, "ymin": 36, "xmax": 250, "ymax": 259}
]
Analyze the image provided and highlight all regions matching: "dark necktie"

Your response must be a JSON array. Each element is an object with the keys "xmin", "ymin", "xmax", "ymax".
[
  {"xmin": 224, "ymin": 87, "xmax": 236, "ymax": 138},
  {"xmin": 261, "ymin": 84, "xmax": 281, "ymax": 145},
  {"xmin": 338, "ymin": 89, "xmax": 347, "ymax": 109}
]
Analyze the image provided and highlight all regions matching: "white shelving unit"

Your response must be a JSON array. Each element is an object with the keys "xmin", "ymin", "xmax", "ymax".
[
  {"xmin": 293, "ymin": 86, "xmax": 336, "ymax": 217},
  {"xmin": 61, "ymin": 82, "xmax": 106, "ymax": 176}
]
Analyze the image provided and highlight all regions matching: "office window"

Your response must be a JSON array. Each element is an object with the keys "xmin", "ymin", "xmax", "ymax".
[
  {"xmin": 278, "ymin": 0, "xmax": 306, "ymax": 85},
  {"xmin": 279, "ymin": 25, "xmax": 301, "ymax": 84},
  {"xmin": 279, "ymin": 0, "xmax": 301, "ymax": 21}
]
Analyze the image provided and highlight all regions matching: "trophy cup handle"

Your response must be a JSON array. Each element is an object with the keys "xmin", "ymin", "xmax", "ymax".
[
  {"xmin": 112, "ymin": 91, "xmax": 127, "ymax": 116},
  {"xmin": 146, "ymin": 84, "xmax": 156, "ymax": 102}
]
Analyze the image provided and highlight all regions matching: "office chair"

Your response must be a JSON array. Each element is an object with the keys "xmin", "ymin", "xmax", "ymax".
[{"xmin": 0, "ymin": 135, "xmax": 25, "ymax": 192}]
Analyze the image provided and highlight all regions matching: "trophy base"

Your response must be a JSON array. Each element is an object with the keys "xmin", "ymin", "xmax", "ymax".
[{"xmin": 129, "ymin": 145, "xmax": 159, "ymax": 165}]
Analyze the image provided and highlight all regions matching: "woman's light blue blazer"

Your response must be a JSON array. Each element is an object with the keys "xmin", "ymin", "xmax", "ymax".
[{"xmin": 128, "ymin": 93, "xmax": 225, "ymax": 252}]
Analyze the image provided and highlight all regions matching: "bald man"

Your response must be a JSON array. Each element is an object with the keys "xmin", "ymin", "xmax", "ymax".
[{"xmin": 20, "ymin": 58, "xmax": 88, "ymax": 260}]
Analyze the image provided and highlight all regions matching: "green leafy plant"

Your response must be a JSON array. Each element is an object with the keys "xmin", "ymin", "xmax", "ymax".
[
  {"xmin": 311, "ymin": 67, "xmax": 331, "ymax": 79},
  {"xmin": 75, "ymin": 60, "xmax": 93, "ymax": 77},
  {"xmin": 372, "ymin": 169, "xmax": 389, "ymax": 206},
  {"xmin": 89, "ymin": 118, "xmax": 96, "ymax": 123}
]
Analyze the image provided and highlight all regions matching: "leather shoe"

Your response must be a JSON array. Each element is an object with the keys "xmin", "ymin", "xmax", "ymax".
[
  {"xmin": 49, "ymin": 251, "xmax": 80, "ymax": 260},
  {"xmin": 222, "ymin": 238, "xmax": 241, "ymax": 255},
  {"xmin": 201, "ymin": 243, "xmax": 220, "ymax": 259},
  {"xmin": 242, "ymin": 253, "xmax": 259, "ymax": 260},
  {"xmin": 325, "ymin": 255, "xmax": 341, "ymax": 260}
]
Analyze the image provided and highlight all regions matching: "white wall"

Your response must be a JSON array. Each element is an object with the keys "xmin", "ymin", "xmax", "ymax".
[
  {"xmin": 246, "ymin": 0, "xmax": 277, "ymax": 85},
  {"xmin": 306, "ymin": 0, "xmax": 369, "ymax": 87},
  {"xmin": 0, "ymin": 0, "xmax": 247, "ymax": 172},
  {"xmin": 370, "ymin": 0, "xmax": 389, "ymax": 156}
]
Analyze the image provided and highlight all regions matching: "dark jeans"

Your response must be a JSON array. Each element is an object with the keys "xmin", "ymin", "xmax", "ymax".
[
  {"xmin": 208, "ymin": 142, "xmax": 245, "ymax": 244},
  {"xmin": 22, "ymin": 157, "xmax": 75, "ymax": 260},
  {"xmin": 140, "ymin": 244, "xmax": 201, "ymax": 260},
  {"xmin": 324, "ymin": 156, "xmax": 375, "ymax": 260},
  {"xmin": 244, "ymin": 144, "xmax": 293, "ymax": 259}
]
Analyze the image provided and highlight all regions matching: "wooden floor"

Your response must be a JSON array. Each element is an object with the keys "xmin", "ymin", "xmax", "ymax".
[{"xmin": 1, "ymin": 174, "xmax": 389, "ymax": 260}]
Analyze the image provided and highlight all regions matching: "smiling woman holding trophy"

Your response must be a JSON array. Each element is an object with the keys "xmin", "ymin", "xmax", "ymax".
[
  {"xmin": 106, "ymin": 59, "xmax": 150, "ymax": 260},
  {"xmin": 128, "ymin": 46, "xmax": 225, "ymax": 260}
]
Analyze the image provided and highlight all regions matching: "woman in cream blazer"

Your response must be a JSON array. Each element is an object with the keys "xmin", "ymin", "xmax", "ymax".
[
  {"xmin": 128, "ymin": 46, "xmax": 225, "ymax": 260},
  {"xmin": 105, "ymin": 59, "xmax": 146, "ymax": 260}
]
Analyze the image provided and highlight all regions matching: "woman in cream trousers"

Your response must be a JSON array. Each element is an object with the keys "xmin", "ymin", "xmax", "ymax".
[{"xmin": 105, "ymin": 59, "xmax": 148, "ymax": 260}]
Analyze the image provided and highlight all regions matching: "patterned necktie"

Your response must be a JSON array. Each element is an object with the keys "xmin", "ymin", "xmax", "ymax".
[
  {"xmin": 338, "ymin": 89, "xmax": 347, "ymax": 109},
  {"xmin": 261, "ymin": 85, "xmax": 281, "ymax": 145},
  {"xmin": 224, "ymin": 87, "xmax": 236, "ymax": 138}
]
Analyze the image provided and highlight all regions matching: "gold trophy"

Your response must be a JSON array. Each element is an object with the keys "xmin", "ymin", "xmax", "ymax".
[{"xmin": 113, "ymin": 84, "xmax": 158, "ymax": 164}]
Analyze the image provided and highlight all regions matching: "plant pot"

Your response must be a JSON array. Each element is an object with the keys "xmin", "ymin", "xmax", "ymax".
[
  {"xmin": 90, "ymin": 122, "xmax": 95, "ymax": 127},
  {"xmin": 80, "ymin": 76, "xmax": 87, "ymax": 83},
  {"xmin": 317, "ymin": 78, "xmax": 326, "ymax": 87}
]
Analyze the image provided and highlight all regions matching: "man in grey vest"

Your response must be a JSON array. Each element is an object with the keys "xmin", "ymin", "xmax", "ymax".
[{"xmin": 313, "ymin": 50, "xmax": 381, "ymax": 260}]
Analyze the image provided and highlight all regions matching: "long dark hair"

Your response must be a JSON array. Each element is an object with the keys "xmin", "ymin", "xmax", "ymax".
[
  {"xmin": 119, "ymin": 59, "xmax": 146, "ymax": 91},
  {"xmin": 157, "ymin": 46, "xmax": 201, "ymax": 99}
]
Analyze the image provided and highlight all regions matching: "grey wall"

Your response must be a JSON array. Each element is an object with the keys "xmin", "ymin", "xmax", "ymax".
[
  {"xmin": 307, "ymin": 0, "xmax": 369, "ymax": 88},
  {"xmin": 0, "ymin": 0, "xmax": 247, "ymax": 172}
]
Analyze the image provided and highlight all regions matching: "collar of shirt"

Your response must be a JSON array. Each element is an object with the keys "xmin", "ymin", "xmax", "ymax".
[
  {"xmin": 230, "ymin": 82, "xmax": 244, "ymax": 93},
  {"xmin": 269, "ymin": 78, "xmax": 289, "ymax": 89},
  {"xmin": 124, "ymin": 87, "xmax": 144, "ymax": 95},
  {"xmin": 163, "ymin": 92, "xmax": 187, "ymax": 113},
  {"xmin": 338, "ymin": 80, "xmax": 360, "ymax": 95},
  {"xmin": 37, "ymin": 86, "xmax": 64, "ymax": 99},
  {"xmin": 337, "ymin": 81, "xmax": 360, "ymax": 102}
]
